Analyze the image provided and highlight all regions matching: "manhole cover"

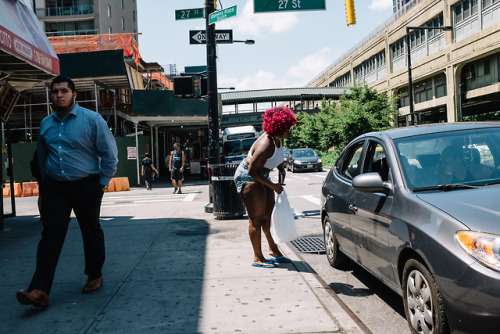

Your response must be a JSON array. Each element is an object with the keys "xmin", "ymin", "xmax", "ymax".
[{"xmin": 290, "ymin": 236, "xmax": 325, "ymax": 254}]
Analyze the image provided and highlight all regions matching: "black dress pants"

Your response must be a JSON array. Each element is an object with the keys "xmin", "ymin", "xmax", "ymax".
[{"xmin": 28, "ymin": 175, "xmax": 105, "ymax": 294}]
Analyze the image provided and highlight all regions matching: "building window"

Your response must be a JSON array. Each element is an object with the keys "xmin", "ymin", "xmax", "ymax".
[
  {"xmin": 107, "ymin": 5, "xmax": 111, "ymax": 18},
  {"xmin": 434, "ymin": 74, "xmax": 446, "ymax": 98},
  {"xmin": 121, "ymin": 0, "xmax": 124, "ymax": 9},
  {"xmin": 132, "ymin": 10, "xmax": 136, "ymax": 22},
  {"xmin": 108, "ymin": 26, "xmax": 112, "ymax": 34},
  {"xmin": 121, "ymin": 17, "xmax": 125, "ymax": 30}
]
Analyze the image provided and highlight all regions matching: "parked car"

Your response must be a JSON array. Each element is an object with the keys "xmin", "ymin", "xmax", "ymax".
[
  {"xmin": 286, "ymin": 148, "xmax": 322, "ymax": 172},
  {"xmin": 283, "ymin": 148, "xmax": 291, "ymax": 168},
  {"xmin": 321, "ymin": 123, "xmax": 500, "ymax": 334}
]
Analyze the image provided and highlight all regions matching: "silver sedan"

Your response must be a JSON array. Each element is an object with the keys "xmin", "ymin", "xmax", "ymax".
[{"xmin": 321, "ymin": 122, "xmax": 500, "ymax": 334}]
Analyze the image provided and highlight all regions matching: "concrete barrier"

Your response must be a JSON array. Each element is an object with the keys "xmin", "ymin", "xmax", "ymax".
[
  {"xmin": 113, "ymin": 177, "xmax": 130, "ymax": 192},
  {"xmin": 105, "ymin": 178, "xmax": 116, "ymax": 192},
  {"xmin": 22, "ymin": 182, "xmax": 39, "ymax": 197},
  {"xmin": 13, "ymin": 183, "xmax": 22, "ymax": 197},
  {"xmin": 3, "ymin": 184, "xmax": 10, "ymax": 198}
]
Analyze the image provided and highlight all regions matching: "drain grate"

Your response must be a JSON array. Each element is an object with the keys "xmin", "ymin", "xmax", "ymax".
[{"xmin": 290, "ymin": 236, "xmax": 325, "ymax": 254}]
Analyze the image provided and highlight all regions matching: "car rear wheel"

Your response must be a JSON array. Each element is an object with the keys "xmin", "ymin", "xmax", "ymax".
[
  {"xmin": 323, "ymin": 216, "xmax": 348, "ymax": 268},
  {"xmin": 402, "ymin": 259, "xmax": 449, "ymax": 334}
]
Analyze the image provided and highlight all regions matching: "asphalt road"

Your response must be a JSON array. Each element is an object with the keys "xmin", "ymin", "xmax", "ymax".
[{"xmin": 277, "ymin": 168, "xmax": 411, "ymax": 334}]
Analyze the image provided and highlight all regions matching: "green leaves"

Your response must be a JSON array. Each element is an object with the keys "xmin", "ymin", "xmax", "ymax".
[{"xmin": 285, "ymin": 84, "xmax": 399, "ymax": 155}]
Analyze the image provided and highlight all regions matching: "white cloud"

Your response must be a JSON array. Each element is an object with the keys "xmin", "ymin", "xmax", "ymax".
[
  {"xmin": 287, "ymin": 47, "xmax": 333, "ymax": 85},
  {"xmin": 369, "ymin": 0, "xmax": 393, "ymax": 10},
  {"xmin": 216, "ymin": 0, "xmax": 300, "ymax": 36}
]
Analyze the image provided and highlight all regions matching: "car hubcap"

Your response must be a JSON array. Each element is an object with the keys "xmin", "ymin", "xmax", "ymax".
[
  {"xmin": 324, "ymin": 222, "xmax": 334, "ymax": 259},
  {"xmin": 406, "ymin": 269, "xmax": 434, "ymax": 334}
]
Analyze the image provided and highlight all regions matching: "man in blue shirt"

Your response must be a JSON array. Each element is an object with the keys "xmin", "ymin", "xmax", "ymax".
[{"xmin": 16, "ymin": 75, "xmax": 118, "ymax": 308}]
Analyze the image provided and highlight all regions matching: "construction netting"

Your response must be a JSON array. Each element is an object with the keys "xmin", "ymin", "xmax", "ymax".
[{"xmin": 48, "ymin": 33, "xmax": 141, "ymax": 66}]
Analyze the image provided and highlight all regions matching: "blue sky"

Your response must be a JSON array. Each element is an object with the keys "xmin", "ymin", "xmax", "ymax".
[{"xmin": 136, "ymin": 0, "xmax": 393, "ymax": 91}]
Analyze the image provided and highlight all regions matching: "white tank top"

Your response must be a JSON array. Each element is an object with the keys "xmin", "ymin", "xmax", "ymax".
[{"xmin": 247, "ymin": 134, "xmax": 284, "ymax": 169}]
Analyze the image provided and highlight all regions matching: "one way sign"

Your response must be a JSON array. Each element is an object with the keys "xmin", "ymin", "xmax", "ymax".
[{"xmin": 189, "ymin": 30, "xmax": 233, "ymax": 44}]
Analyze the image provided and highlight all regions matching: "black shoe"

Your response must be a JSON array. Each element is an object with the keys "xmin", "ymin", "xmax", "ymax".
[
  {"xmin": 173, "ymin": 187, "xmax": 177, "ymax": 194},
  {"xmin": 177, "ymin": 190, "xmax": 182, "ymax": 194}
]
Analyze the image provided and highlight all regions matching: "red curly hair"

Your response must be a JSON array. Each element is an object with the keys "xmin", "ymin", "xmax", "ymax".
[{"xmin": 262, "ymin": 107, "xmax": 297, "ymax": 137}]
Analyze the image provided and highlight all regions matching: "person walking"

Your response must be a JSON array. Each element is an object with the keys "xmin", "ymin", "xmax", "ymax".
[
  {"xmin": 169, "ymin": 143, "xmax": 185, "ymax": 194},
  {"xmin": 141, "ymin": 153, "xmax": 159, "ymax": 190},
  {"xmin": 16, "ymin": 75, "xmax": 118, "ymax": 308},
  {"xmin": 233, "ymin": 106, "xmax": 297, "ymax": 268}
]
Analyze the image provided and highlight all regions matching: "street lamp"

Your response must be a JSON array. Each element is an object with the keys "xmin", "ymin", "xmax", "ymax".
[
  {"xmin": 233, "ymin": 39, "xmax": 255, "ymax": 45},
  {"xmin": 406, "ymin": 25, "xmax": 452, "ymax": 125}
]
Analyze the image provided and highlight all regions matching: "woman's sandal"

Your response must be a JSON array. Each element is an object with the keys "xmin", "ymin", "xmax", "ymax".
[
  {"xmin": 267, "ymin": 256, "xmax": 292, "ymax": 263},
  {"xmin": 252, "ymin": 261, "xmax": 277, "ymax": 268}
]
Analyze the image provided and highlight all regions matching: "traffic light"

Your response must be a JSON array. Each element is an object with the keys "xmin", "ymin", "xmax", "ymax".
[
  {"xmin": 204, "ymin": 1, "xmax": 217, "ymax": 10},
  {"xmin": 345, "ymin": 0, "xmax": 356, "ymax": 26}
]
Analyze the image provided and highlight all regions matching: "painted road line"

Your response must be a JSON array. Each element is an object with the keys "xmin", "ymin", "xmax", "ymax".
[{"xmin": 301, "ymin": 195, "xmax": 320, "ymax": 206}]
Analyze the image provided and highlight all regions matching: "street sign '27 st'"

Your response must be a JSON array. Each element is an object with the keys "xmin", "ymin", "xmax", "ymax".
[
  {"xmin": 189, "ymin": 30, "xmax": 233, "ymax": 44},
  {"xmin": 254, "ymin": 0, "xmax": 325, "ymax": 12}
]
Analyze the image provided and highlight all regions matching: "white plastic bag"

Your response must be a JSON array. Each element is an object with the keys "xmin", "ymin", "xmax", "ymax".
[{"xmin": 270, "ymin": 190, "xmax": 298, "ymax": 244}]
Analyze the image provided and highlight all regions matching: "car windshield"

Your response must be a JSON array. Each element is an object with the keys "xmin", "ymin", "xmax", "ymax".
[
  {"xmin": 394, "ymin": 127, "xmax": 500, "ymax": 191},
  {"xmin": 223, "ymin": 141, "xmax": 241, "ymax": 157},
  {"xmin": 283, "ymin": 149, "xmax": 290, "ymax": 157},
  {"xmin": 293, "ymin": 149, "xmax": 317, "ymax": 158}
]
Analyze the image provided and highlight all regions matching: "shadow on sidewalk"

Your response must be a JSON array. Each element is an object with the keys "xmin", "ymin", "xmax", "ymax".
[{"xmin": 0, "ymin": 214, "xmax": 209, "ymax": 333}]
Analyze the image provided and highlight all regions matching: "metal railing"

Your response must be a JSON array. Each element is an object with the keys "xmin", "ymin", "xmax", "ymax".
[{"xmin": 36, "ymin": 6, "xmax": 94, "ymax": 18}]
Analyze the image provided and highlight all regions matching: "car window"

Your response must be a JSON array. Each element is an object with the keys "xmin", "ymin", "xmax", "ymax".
[
  {"xmin": 394, "ymin": 127, "xmax": 500, "ymax": 189},
  {"xmin": 339, "ymin": 141, "xmax": 364, "ymax": 180},
  {"xmin": 293, "ymin": 149, "xmax": 316, "ymax": 157},
  {"xmin": 365, "ymin": 142, "xmax": 389, "ymax": 181}
]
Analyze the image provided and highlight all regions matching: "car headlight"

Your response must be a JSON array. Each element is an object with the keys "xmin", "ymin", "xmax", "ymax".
[
  {"xmin": 456, "ymin": 231, "xmax": 500, "ymax": 272},
  {"xmin": 317, "ymin": 158, "xmax": 322, "ymax": 163},
  {"xmin": 295, "ymin": 161, "xmax": 302, "ymax": 164}
]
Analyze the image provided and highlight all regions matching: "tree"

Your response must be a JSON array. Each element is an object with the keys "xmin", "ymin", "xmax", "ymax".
[{"xmin": 286, "ymin": 84, "xmax": 399, "ymax": 152}]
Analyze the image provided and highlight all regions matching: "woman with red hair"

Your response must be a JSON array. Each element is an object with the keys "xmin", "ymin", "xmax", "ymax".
[{"xmin": 234, "ymin": 106, "xmax": 297, "ymax": 268}]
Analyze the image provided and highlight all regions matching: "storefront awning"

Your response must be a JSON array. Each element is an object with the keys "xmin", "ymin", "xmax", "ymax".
[{"xmin": 0, "ymin": 0, "xmax": 59, "ymax": 91}]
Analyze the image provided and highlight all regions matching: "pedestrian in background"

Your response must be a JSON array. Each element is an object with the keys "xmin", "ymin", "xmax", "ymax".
[
  {"xmin": 233, "ymin": 106, "xmax": 297, "ymax": 268},
  {"xmin": 169, "ymin": 143, "xmax": 185, "ymax": 194},
  {"xmin": 16, "ymin": 75, "xmax": 118, "ymax": 308},
  {"xmin": 141, "ymin": 153, "xmax": 159, "ymax": 190}
]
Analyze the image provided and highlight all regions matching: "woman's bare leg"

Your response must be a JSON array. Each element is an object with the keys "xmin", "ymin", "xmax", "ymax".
[{"xmin": 241, "ymin": 182, "xmax": 269, "ymax": 264}]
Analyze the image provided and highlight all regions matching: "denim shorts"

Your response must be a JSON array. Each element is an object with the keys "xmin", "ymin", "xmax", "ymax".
[{"xmin": 233, "ymin": 160, "xmax": 269, "ymax": 194}]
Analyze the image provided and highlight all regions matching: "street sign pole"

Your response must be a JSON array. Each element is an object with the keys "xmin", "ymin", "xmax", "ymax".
[
  {"xmin": 205, "ymin": 0, "xmax": 219, "ymax": 166},
  {"xmin": 204, "ymin": 0, "xmax": 219, "ymax": 213}
]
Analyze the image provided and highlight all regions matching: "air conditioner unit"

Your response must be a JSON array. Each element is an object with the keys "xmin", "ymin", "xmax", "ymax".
[{"xmin": 465, "ymin": 72, "xmax": 475, "ymax": 79}]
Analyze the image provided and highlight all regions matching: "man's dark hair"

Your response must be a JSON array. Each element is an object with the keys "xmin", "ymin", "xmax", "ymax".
[{"xmin": 50, "ymin": 75, "xmax": 76, "ymax": 92}]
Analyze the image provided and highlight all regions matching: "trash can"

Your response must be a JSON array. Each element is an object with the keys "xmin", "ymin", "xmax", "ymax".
[{"xmin": 210, "ymin": 163, "xmax": 246, "ymax": 219}]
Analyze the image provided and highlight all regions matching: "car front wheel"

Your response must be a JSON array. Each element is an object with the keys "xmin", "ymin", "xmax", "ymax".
[
  {"xmin": 402, "ymin": 259, "xmax": 449, "ymax": 334},
  {"xmin": 323, "ymin": 216, "xmax": 348, "ymax": 268}
]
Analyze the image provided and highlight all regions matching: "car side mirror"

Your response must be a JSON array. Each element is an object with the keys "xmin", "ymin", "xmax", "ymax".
[{"xmin": 352, "ymin": 172, "xmax": 393, "ymax": 195}]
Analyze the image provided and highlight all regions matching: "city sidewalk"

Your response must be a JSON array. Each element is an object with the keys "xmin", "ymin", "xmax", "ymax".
[{"xmin": 0, "ymin": 178, "xmax": 366, "ymax": 334}]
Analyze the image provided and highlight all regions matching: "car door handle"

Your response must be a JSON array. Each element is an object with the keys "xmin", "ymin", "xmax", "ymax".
[{"xmin": 349, "ymin": 204, "xmax": 358, "ymax": 212}]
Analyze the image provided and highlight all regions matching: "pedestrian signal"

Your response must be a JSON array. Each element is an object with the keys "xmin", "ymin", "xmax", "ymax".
[{"xmin": 345, "ymin": 0, "xmax": 356, "ymax": 26}]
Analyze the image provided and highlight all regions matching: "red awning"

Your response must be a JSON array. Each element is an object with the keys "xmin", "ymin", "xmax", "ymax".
[{"xmin": 0, "ymin": 0, "xmax": 59, "ymax": 89}]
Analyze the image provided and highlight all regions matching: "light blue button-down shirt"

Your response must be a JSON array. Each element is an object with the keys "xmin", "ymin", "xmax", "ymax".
[{"xmin": 38, "ymin": 103, "xmax": 118, "ymax": 186}]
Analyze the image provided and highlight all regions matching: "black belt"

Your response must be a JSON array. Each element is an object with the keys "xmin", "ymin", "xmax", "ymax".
[{"xmin": 48, "ymin": 174, "xmax": 100, "ymax": 183}]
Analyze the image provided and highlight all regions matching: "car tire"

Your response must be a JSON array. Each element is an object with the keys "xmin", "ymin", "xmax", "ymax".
[
  {"xmin": 402, "ymin": 259, "xmax": 449, "ymax": 334},
  {"xmin": 323, "ymin": 216, "xmax": 348, "ymax": 268}
]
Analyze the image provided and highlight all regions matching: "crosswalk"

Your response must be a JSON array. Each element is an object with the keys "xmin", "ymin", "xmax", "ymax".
[{"xmin": 101, "ymin": 189, "xmax": 199, "ymax": 207}]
